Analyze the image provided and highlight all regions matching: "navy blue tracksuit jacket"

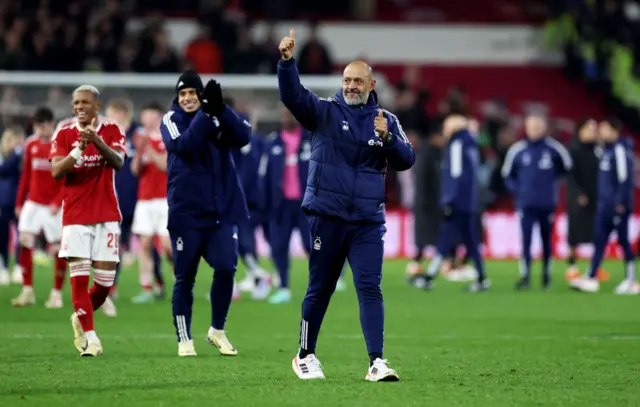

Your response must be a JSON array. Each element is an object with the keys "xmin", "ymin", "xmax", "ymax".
[
  {"xmin": 0, "ymin": 147, "xmax": 22, "ymax": 269},
  {"xmin": 501, "ymin": 136, "xmax": 572, "ymax": 277},
  {"xmin": 232, "ymin": 133, "xmax": 268, "ymax": 258},
  {"xmin": 278, "ymin": 57, "xmax": 415, "ymax": 358},
  {"xmin": 588, "ymin": 139, "xmax": 635, "ymax": 277},
  {"xmin": 433, "ymin": 129, "xmax": 485, "ymax": 281},
  {"xmin": 115, "ymin": 122, "xmax": 140, "ymax": 223},
  {"xmin": 161, "ymin": 100, "xmax": 251, "ymax": 342},
  {"xmin": 501, "ymin": 137, "xmax": 573, "ymax": 211}
]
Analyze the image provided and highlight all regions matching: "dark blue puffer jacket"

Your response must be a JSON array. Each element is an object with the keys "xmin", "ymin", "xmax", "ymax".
[{"xmin": 277, "ymin": 58, "xmax": 416, "ymax": 223}]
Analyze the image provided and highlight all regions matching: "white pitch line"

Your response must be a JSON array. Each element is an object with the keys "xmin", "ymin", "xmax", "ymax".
[{"xmin": 3, "ymin": 333, "xmax": 640, "ymax": 341}]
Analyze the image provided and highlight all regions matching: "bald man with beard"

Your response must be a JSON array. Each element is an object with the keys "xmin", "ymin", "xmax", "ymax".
[{"xmin": 277, "ymin": 29, "xmax": 415, "ymax": 382}]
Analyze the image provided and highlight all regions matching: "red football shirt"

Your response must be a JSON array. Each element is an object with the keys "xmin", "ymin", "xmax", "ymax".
[
  {"xmin": 16, "ymin": 135, "xmax": 64, "ymax": 207},
  {"xmin": 137, "ymin": 131, "xmax": 168, "ymax": 200},
  {"xmin": 50, "ymin": 121, "xmax": 127, "ymax": 226}
]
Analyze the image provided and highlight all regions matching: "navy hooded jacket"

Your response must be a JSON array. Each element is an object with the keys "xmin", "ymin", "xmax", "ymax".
[
  {"xmin": 597, "ymin": 139, "xmax": 634, "ymax": 213},
  {"xmin": 277, "ymin": 58, "xmax": 416, "ymax": 224},
  {"xmin": 115, "ymin": 121, "xmax": 140, "ymax": 218},
  {"xmin": 440, "ymin": 129, "xmax": 480, "ymax": 213},
  {"xmin": 263, "ymin": 128, "xmax": 312, "ymax": 215},
  {"xmin": 501, "ymin": 136, "xmax": 572, "ymax": 211},
  {"xmin": 160, "ymin": 100, "xmax": 251, "ymax": 229},
  {"xmin": 0, "ymin": 146, "xmax": 22, "ymax": 209}
]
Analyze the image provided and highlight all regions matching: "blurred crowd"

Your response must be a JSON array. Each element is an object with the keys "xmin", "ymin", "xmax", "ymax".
[{"xmin": 0, "ymin": 0, "xmax": 335, "ymax": 75}]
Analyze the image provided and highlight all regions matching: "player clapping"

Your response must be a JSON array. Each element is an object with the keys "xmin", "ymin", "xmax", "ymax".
[
  {"xmin": 130, "ymin": 103, "xmax": 172, "ymax": 303},
  {"xmin": 12, "ymin": 107, "xmax": 67, "ymax": 308},
  {"xmin": 50, "ymin": 85, "xmax": 126, "ymax": 357}
]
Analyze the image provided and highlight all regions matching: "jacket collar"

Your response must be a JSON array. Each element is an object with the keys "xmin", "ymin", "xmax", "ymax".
[{"xmin": 334, "ymin": 89, "xmax": 379, "ymax": 112}]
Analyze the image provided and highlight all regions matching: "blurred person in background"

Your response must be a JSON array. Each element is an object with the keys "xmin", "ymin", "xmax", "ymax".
[
  {"xmin": 105, "ymin": 100, "xmax": 163, "ymax": 310},
  {"xmin": 409, "ymin": 115, "xmax": 488, "ymax": 293},
  {"xmin": 227, "ymin": 98, "xmax": 272, "ymax": 301},
  {"xmin": 11, "ymin": 107, "xmax": 67, "ymax": 308},
  {"xmin": 263, "ymin": 109, "xmax": 313, "ymax": 304},
  {"xmin": 0, "ymin": 126, "xmax": 25, "ymax": 285},
  {"xmin": 565, "ymin": 118, "xmax": 608, "ymax": 281},
  {"xmin": 570, "ymin": 118, "xmax": 638, "ymax": 295},
  {"xmin": 502, "ymin": 114, "xmax": 572, "ymax": 290},
  {"xmin": 297, "ymin": 22, "xmax": 334, "ymax": 75},
  {"xmin": 406, "ymin": 130, "xmax": 445, "ymax": 277},
  {"xmin": 130, "ymin": 102, "xmax": 173, "ymax": 305},
  {"xmin": 184, "ymin": 23, "xmax": 223, "ymax": 74}
]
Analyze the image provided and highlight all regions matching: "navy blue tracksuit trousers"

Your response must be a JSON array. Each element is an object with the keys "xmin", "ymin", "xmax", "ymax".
[
  {"xmin": 518, "ymin": 208, "xmax": 554, "ymax": 279},
  {"xmin": 270, "ymin": 199, "xmax": 311, "ymax": 288},
  {"xmin": 0, "ymin": 206, "xmax": 13, "ymax": 269},
  {"xmin": 237, "ymin": 211, "xmax": 270, "ymax": 262},
  {"xmin": 435, "ymin": 212, "xmax": 485, "ymax": 281},
  {"xmin": 300, "ymin": 215, "xmax": 385, "ymax": 358},
  {"xmin": 588, "ymin": 210, "xmax": 635, "ymax": 278},
  {"xmin": 170, "ymin": 223, "xmax": 238, "ymax": 342}
]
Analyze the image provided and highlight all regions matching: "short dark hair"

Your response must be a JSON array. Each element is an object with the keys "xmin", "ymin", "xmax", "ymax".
[
  {"xmin": 141, "ymin": 102, "xmax": 166, "ymax": 114},
  {"xmin": 33, "ymin": 106, "xmax": 54, "ymax": 124},
  {"xmin": 602, "ymin": 116, "xmax": 622, "ymax": 132}
]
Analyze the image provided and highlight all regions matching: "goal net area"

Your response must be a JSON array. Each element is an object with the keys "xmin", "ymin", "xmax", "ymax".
[{"xmin": 0, "ymin": 72, "xmax": 394, "ymax": 134}]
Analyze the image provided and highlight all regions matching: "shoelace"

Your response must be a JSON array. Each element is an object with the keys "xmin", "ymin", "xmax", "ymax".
[
  {"xmin": 305, "ymin": 356, "xmax": 323, "ymax": 372},
  {"xmin": 373, "ymin": 358, "xmax": 390, "ymax": 369}
]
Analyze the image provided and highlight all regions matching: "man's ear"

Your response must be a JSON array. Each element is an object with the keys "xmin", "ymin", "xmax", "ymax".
[{"xmin": 370, "ymin": 79, "xmax": 376, "ymax": 91}]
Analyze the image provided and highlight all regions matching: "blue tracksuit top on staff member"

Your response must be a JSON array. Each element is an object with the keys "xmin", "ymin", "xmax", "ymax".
[
  {"xmin": 115, "ymin": 121, "xmax": 140, "ymax": 218},
  {"xmin": 160, "ymin": 100, "xmax": 251, "ymax": 230},
  {"xmin": 501, "ymin": 136, "xmax": 572, "ymax": 210},
  {"xmin": 277, "ymin": 58, "xmax": 416, "ymax": 224},
  {"xmin": 232, "ymin": 132, "xmax": 265, "ymax": 212},
  {"xmin": 440, "ymin": 129, "xmax": 479, "ymax": 213},
  {"xmin": 597, "ymin": 139, "xmax": 634, "ymax": 213},
  {"xmin": 0, "ymin": 146, "xmax": 22, "ymax": 209},
  {"xmin": 262, "ymin": 129, "xmax": 312, "ymax": 214}
]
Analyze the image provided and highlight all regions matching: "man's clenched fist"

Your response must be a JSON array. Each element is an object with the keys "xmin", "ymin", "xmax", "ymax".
[{"xmin": 279, "ymin": 29, "xmax": 295, "ymax": 60}]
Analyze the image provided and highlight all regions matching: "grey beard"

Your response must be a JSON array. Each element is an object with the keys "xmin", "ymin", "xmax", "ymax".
[{"xmin": 344, "ymin": 91, "xmax": 369, "ymax": 106}]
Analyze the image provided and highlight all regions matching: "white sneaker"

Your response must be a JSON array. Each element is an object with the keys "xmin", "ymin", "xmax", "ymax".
[
  {"xmin": 207, "ymin": 327, "xmax": 238, "ymax": 355},
  {"xmin": 251, "ymin": 276, "xmax": 272, "ymax": 300},
  {"xmin": 292, "ymin": 353, "xmax": 326, "ymax": 380},
  {"xmin": 614, "ymin": 279, "xmax": 640, "ymax": 295},
  {"xmin": 0, "ymin": 268, "xmax": 9, "ymax": 286},
  {"xmin": 44, "ymin": 290, "xmax": 63, "ymax": 309},
  {"xmin": 11, "ymin": 287, "xmax": 35, "ymax": 307},
  {"xmin": 178, "ymin": 340, "xmax": 197, "ymax": 357},
  {"xmin": 365, "ymin": 358, "xmax": 400, "ymax": 382},
  {"xmin": 11, "ymin": 265, "xmax": 23, "ymax": 284},
  {"xmin": 81, "ymin": 335, "xmax": 103, "ymax": 357},
  {"xmin": 570, "ymin": 276, "xmax": 599, "ymax": 293},
  {"xmin": 101, "ymin": 296, "xmax": 117, "ymax": 317},
  {"xmin": 237, "ymin": 275, "xmax": 256, "ymax": 292},
  {"xmin": 70, "ymin": 313, "xmax": 87, "ymax": 353}
]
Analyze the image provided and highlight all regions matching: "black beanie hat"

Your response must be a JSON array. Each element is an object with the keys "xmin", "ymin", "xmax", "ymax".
[{"xmin": 175, "ymin": 70, "xmax": 204, "ymax": 94}]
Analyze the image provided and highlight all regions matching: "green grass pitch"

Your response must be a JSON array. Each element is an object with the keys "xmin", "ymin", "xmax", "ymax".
[{"xmin": 0, "ymin": 259, "xmax": 638, "ymax": 407}]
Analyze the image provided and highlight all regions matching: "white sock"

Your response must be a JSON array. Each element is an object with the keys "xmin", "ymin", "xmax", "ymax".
[
  {"xmin": 626, "ymin": 263, "xmax": 637, "ymax": 281},
  {"xmin": 85, "ymin": 330, "xmax": 98, "ymax": 342},
  {"xmin": 426, "ymin": 255, "xmax": 443, "ymax": 277}
]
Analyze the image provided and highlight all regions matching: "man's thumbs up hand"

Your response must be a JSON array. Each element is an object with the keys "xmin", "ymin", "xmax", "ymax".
[
  {"xmin": 374, "ymin": 109, "xmax": 389, "ymax": 140},
  {"xmin": 279, "ymin": 28, "xmax": 296, "ymax": 60}
]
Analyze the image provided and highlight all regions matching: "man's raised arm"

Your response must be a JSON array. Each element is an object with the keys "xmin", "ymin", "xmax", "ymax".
[{"xmin": 277, "ymin": 29, "xmax": 326, "ymax": 131}]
